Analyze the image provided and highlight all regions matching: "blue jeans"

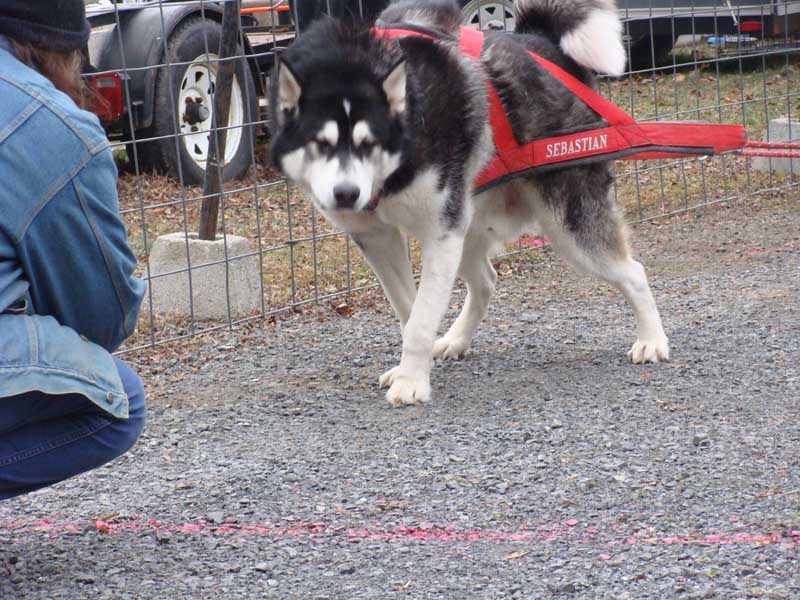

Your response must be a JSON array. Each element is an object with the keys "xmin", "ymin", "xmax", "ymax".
[{"xmin": 0, "ymin": 357, "xmax": 146, "ymax": 501}]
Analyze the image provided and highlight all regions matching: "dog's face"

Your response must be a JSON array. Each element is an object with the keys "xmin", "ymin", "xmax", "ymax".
[{"xmin": 270, "ymin": 59, "xmax": 406, "ymax": 213}]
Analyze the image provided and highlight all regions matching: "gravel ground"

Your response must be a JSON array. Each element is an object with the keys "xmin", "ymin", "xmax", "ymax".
[{"xmin": 2, "ymin": 198, "xmax": 798, "ymax": 599}]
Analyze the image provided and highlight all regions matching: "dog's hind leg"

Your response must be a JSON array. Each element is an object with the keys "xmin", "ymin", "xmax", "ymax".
[
  {"xmin": 588, "ymin": 251, "xmax": 670, "ymax": 363},
  {"xmin": 529, "ymin": 168, "xmax": 670, "ymax": 363},
  {"xmin": 433, "ymin": 229, "xmax": 497, "ymax": 359},
  {"xmin": 351, "ymin": 226, "xmax": 416, "ymax": 328}
]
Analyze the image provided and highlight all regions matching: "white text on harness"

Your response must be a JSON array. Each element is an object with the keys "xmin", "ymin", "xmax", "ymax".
[{"xmin": 545, "ymin": 134, "xmax": 609, "ymax": 159}]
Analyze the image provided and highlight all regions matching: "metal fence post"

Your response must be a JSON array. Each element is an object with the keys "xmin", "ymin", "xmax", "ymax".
[{"xmin": 198, "ymin": 0, "xmax": 242, "ymax": 241}]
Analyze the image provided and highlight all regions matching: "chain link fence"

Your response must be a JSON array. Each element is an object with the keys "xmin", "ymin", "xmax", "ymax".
[{"xmin": 82, "ymin": 0, "xmax": 798, "ymax": 352}]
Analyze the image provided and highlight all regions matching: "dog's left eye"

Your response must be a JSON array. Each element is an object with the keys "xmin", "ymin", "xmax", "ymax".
[
  {"xmin": 316, "ymin": 140, "xmax": 334, "ymax": 153},
  {"xmin": 358, "ymin": 141, "xmax": 374, "ymax": 152}
]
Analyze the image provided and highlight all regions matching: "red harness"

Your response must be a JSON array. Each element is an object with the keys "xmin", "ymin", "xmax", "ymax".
[{"xmin": 375, "ymin": 26, "xmax": 755, "ymax": 191}]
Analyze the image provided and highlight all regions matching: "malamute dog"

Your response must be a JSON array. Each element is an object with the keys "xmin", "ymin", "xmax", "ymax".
[{"xmin": 269, "ymin": 0, "xmax": 670, "ymax": 406}]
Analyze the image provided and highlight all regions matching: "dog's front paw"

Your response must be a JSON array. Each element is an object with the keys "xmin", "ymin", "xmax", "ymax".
[
  {"xmin": 433, "ymin": 334, "xmax": 470, "ymax": 360},
  {"xmin": 379, "ymin": 366, "xmax": 401, "ymax": 388},
  {"xmin": 628, "ymin": 336, "xmax": 670, "ymax": 364},
  {"xmin": 384, "ymin": 370, "xmax": 431, "ymax": 407}
]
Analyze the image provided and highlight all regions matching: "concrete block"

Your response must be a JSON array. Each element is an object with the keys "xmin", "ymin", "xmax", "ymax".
[
  {"xmin": 148, "ymin": 232, "xmax": 262, "ymax": 320},
  {"xmin": 752, "ymin": 117, "xmax": 800, "ymax": 175}
]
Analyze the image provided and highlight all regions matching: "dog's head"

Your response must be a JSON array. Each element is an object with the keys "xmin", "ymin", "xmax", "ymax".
[{"xmin": 268, "ymin": 20, "xmax": 406, "ymax": 213}]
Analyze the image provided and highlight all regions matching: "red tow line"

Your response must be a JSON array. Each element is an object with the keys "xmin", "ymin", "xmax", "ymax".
[
  {"xmin": 375, "ymin": 26, "xmax": 799, "ymax": 191},
  {"xmin": 740, "ymin": 140, "xmax": 800, "ymax": 159}
]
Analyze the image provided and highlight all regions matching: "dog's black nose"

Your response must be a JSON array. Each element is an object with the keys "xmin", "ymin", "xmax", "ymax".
[{"xmin": 334, "ymin": 183, "xmax": 360, "ymax": 209}]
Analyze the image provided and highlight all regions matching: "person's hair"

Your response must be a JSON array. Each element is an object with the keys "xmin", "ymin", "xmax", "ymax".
[{"xmin": 10, "ymin": 39, "xmax": 86, "ymax": 107}]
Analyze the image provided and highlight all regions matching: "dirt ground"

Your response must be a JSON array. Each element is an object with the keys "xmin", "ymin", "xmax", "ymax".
[{"xmin": 1, "ymin": 193, "xmax": 798, "ymax": 599}]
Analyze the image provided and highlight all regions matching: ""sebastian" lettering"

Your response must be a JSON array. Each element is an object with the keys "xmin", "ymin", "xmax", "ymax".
[{"xmin": 544, "ymin": 133, "xmax": 608, "ymax": 160}]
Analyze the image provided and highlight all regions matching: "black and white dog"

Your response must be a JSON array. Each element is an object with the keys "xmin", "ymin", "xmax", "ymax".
[{"xmin": 269, "ymin": 0, "xmax": 669, "ymax": 406}]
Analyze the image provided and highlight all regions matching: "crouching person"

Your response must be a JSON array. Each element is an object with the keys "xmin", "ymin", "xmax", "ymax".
[{"xmin": 0, "ymin": 1, "xmax": 147, "ymax": 500}]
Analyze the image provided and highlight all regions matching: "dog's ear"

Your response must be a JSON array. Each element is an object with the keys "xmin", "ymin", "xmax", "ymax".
[
  {"xmin": 277, "ymin": 58, "xmax": 302, "ymax": 115},
  {"xmin": 382, "ymin": 60, "xmax": 406, "ymax": 116}
]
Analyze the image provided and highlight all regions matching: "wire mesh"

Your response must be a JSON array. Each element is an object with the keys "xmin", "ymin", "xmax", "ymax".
[{"xmin": 81, "ymin": 0, "xmax": 798, "ymax": 353}]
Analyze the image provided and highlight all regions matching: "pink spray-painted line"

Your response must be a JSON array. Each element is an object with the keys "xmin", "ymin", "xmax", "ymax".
[
  {"xmin": 518, "ymin": 236, "xmax": 550, "ymax": 249},
  {"xmin": 2, "ymin": 517, "xmax": 799, "ymax": 547},
  {"xmin": 745, "ymin": 242, "xmax": 799, "ymax": 254}
]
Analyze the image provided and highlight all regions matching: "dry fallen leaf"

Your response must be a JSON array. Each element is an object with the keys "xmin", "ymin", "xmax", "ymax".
[
  {"xmin": 504, "ymin": 550, "xmax": 530, "ymax": 561},
  {"xmin": 334, "ymin": 303, "xmax": 353, "ymax": 316}
]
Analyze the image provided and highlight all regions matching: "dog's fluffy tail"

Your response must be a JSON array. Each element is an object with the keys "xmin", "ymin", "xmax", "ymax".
[{"xmin": 513, "ymin": 0, "xmax": 626, "ymax": 76}]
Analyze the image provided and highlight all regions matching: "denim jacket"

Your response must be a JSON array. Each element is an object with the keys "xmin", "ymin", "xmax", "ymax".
[{"xmin": 0, "ymin": 36, "xmax": 146, "ymax": 418}]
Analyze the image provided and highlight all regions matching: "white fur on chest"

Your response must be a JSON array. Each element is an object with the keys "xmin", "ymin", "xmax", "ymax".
[{"xmin": 374, "ymin": 168, "xmax": 452, "ymax": 240}]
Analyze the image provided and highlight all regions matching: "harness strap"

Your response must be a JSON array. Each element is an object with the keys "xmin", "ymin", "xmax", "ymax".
[
  {"xmin": 376, "ymin": 27, "xmax": 520, "ymax": 162},
  {"xmin": 374, "ymin": 25, "xmax": 748, "ymax": 191},
  {"xmin": 522, "ymin": 48, "xmax": 636, "ymax": 127},
  {"xmin": 458, "ymin": 27, "xmax": 520, "ymax": 157}
]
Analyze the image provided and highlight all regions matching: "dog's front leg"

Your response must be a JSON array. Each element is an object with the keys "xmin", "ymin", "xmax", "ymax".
[
  {"xmin": 380, "ymin": 232, "xmax": 465, "ymax": 407},
  {"xmin": 351, "ymin": 226, "xmax": 416, "ymax": 329}
]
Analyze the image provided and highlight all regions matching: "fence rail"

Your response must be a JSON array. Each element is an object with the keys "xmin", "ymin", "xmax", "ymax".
[{"xmin": 81, "ymin": 0, "xmax": 798, "ymax": 353}]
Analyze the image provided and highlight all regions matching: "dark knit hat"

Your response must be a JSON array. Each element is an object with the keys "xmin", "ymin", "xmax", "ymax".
[{"xmin": 0, "ymin": 0, "xmax": 91, "ymax": 52}]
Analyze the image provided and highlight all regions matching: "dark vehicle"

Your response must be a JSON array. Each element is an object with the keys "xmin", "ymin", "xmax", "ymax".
[
  {"xmin": 83, "ymin": 0, "xmax": 798, "ymax": 184},
  {"xmin": 620, "ymin": 0, "xmax": 800, "ymax": 69},
  {"xmin": 85, "ymin": 0, "xmax": 282, "ymax": 184},
  {"xmin": 289, "ymin": 0, "xmax": 800, "ymax": 56}
]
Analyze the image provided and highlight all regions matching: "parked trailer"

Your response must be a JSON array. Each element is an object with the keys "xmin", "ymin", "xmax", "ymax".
[{"xmin": 85, "ymin": 0, "xmax": 290, "ymax": 185}]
